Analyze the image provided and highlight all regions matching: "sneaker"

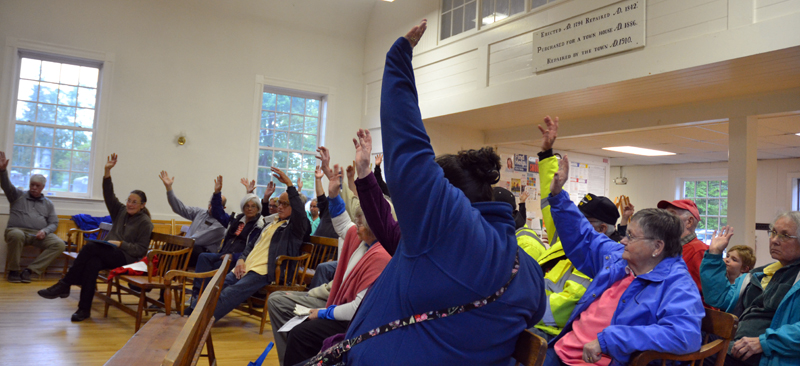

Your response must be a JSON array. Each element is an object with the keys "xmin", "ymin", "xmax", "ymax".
[
  {"xmin": 38, "ymin": 280, "xmax": 71, "ymax": 299},
  {"xmin": 20, "ymin": 269, "xmax": 33, "ymax": 283},
  {"xmin": 71, "ymin": 309, "xmax": 91, "ymax": 322},
  {"xmin": 7, "ymin": 271, "xmax": 21, "ymax": 283}
]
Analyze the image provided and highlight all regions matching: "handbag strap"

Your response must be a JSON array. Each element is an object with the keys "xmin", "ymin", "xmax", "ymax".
[{"xmin": 306, "ymin": 248, "xmax": 521, "ymax": 365}]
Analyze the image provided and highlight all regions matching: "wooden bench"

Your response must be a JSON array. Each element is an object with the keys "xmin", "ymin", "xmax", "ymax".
[
  {"xmin": 104, "ymin": 254, "xmax": 231, "ymax": 366},
  {"xmin": 513, "ymin": 329, "xmax": 547, "ymax": 366}
]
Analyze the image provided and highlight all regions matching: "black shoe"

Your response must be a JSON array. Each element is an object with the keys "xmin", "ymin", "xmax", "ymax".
[
  {"xmin": 20, "ymin": 269, "xmax": 33, "ymax": 283},
  {"xmin": 71, "ymin": 309, "xmax": 91, "ymax": 322},
  {"xmin": 38, "ymin": 280, "xmax": 71, "ymax": 299},
  {"xmin": 7, "ymin": 271, "xmax": 21, "ymax": 283}
]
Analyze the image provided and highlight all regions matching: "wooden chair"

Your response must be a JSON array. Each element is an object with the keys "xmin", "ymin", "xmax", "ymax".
[
  {"xmin": 237, "ymin": 243, "xmax": 314, "ymax": 334},
  {"xmin": 99, "ymin": 232, "xmax": 195, "ymax": 331},
  {"xmin": 629, "ymin": 308, "xmax": 739, "ymax": 366},
  {"xmin": 152, "ymin": 219, "xmax": 176, "ymax": 235},
  {"xmin": 104, "ymin": 255, "xmax": 231, "ymax": 366},
  {"xmin": 61, "ymin": 222, "xmax": 112, "ymax": 275},
  {"xmin": 300, "ymin": 236, "xmax": 339, "ymax": 285},
  {"xmin": 4, "ymin": 214, "xmax": 76, "ymax": 279},
  {"xmin": 512, "ymin": 329, "xmax": 548, "ymax": 366}
]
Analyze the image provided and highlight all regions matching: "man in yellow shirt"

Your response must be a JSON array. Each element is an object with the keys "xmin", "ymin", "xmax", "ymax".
[{"xmin": 213, "ymin": 167, "xmax": 311, "ymax": 321}]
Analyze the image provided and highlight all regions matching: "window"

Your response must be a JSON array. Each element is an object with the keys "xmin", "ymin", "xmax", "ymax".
[
  {"xmin": 682, "ymin": 179, "xmax": 728, "ymax": 243},
  {"xmin": 10, "ymin": 53, "xmax": 101, "ymax": 197},
  {"xmin": 482, "ymin": 0, "xmax": 525, "ymax": 26},
  {"xmin": 441, "ymin": 0, "xmax": 478, "ymax": 40},
  {"xmin": 256, "ymin": 89, "xmax": 322, "ymax": 200}
]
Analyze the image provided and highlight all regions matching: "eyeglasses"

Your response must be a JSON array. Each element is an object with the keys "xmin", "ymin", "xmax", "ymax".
[
  {"xmin": 768, "ymin": 229, "xmax": 799, "ymax": 242},
  {"xmin": 625, "ymin": 232, "xmax": 655, "ymax": 242},
  {"xmin": 278, "ymin": 201, "xmax": 291, "ymax": 207}
]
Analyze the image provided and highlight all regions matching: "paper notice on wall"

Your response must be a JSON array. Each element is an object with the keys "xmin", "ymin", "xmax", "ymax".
[{"xmin": 588, "ymin": 165, "xmax": 607, "ymax": 196}]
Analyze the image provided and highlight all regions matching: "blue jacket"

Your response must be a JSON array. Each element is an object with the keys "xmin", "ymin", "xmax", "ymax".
[
  {"xmin": 549, "ymin": 190, "xmax": 703, "ymax": 365},
  {"xmin": 343, "ymin": 37, "xmax": 546, "ymax": 366},
  {"xmin": 701, "ymin": 252, "xmax": 800, "ymax": 366}
]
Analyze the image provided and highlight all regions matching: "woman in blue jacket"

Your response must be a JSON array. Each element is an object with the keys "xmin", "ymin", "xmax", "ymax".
[
  {"xmin": 325, "ymin": 20, "xmax": 546, "ymax": 366},
  {"xmin": 544, "ymin": 144, "xmax": 703, "ymax": 366}
]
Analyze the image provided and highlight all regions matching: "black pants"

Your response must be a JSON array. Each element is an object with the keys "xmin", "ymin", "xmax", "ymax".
[
  {"xmin": 284, "ymin": 319, "xmax": 349, "ymax": 365},
  {"xmin": 187, "ymin": 245, "xmax": 208, "ymax": 269},
  {"xmin": 62, "ymin": 242, "xmax": 127, "ymax": 311}
]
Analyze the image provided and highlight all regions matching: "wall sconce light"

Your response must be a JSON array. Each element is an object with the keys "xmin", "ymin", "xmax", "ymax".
[{"xmin": 177, "ymin": 134, "xmax": 187, "ymax": 146}]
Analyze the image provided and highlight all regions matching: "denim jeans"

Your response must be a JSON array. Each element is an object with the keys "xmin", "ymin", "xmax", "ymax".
[
  {"xmin": 213, "ymin": 270, "xmax": 269, "ymax": 320},
  {"xmin": 309, "ymin": 260, "xmax": 338, "ymax": 288}
]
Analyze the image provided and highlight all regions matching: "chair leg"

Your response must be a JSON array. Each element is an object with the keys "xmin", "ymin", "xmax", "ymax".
[
  {"xmin": 135, "ymin": 292, "xmax": 147, "ymax": 332},
  {"xmin": 260, "ymin": 308, "xmax": 269, "ymax": 335},
  {"xmin": 206, "ymin": 333, "xmax": 216, "ymax": 366},
  {"xmin": 104, "ymin": 280, "xmax": 114, "ymax": 317}
]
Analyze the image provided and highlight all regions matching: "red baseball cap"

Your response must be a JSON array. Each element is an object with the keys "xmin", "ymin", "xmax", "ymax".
[{"xmin": 657, "ymin": 199, "xmax": 700, "ymax": 221}]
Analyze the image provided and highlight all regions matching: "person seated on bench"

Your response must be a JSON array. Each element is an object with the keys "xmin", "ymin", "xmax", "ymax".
[
  {"xmin": 701, "ymin": 214, "xmax": 800, "ymax": 366},
  {"xmin": 212, "ymin": 166, "xmax": 310, "ymax": 321},
  {"xmin": 544, "ymin": 142, "xmax": 704, "ymax": 366},
  {"xmin": 159, "ymin": 170, "xmax": 226, "ymax": 268},
  {"xmin": 38, "ymin": 153, "xmax": 153, "ymax": 322},
  {"xmin": 0, "ymin": 151, "xmax": 65, "ymax": 283},
  {"xmin": 187, "ymin": 176, "xmax": 265, "ymax": 311}
]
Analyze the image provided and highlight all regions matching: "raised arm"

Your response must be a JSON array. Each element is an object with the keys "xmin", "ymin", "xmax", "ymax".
[
  {"xmin": 260, "ymin": 181, "xmax": 276, "ymax": 216},
  {"xmin": 374, "ymin": 154, "xmax": 390, "ymax": 197},
  {"xmin": 538, "ymin": 116, "xmax": 560, "ymax": 245},
  {"xmin": 700, "ymin": 227, "xmax": 740, "ymax": 311},
  {"xmin": 102, "ymin": 153, "xmax": 124, "ymax": 217},
  {"xmin": 162, "ymin": 171, "xmax": 204, "ymax": 221},
  {"xmin": 272, "ymin": 167, "xmax": 310, "ymax": 241},
  {"xmin": 209, "ymin": 175, "xmax": 230, "ymax": 228},
  {"xmin": 0, "ymin": 151, "xmax": 23, "ymax": 202}
]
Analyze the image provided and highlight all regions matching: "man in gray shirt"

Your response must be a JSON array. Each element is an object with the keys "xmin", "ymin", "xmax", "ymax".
[
  {"xmin": 159, "ymin": 171, "xmax": 226, "ymax": 267},
  {"xmin": 1, "ymin": 151, "xmax": 66, "ymax": 283}
]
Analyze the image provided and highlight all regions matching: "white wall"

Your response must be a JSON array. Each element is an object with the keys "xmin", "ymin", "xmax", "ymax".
[
  {"xmin": 0, "ymin": 0, "xmax": 366, "ymax": 269},
  {"xmin": 609, "ymin": 157, "xmax": 800, "ymax": 267}
]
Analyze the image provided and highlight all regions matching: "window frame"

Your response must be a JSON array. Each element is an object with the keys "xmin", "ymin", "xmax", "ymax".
[
  {"xmin": 2, "ymin": 38, "xmax": 114, "ymax": 200},
  {"xmin": 678, "ymin": 176, "xmax": 729, "ymax": 244}
]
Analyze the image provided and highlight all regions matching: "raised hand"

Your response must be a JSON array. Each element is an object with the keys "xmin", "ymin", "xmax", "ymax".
[
  {"xmin": 328, "ymin": 165, "xmax": 343, "ymax": 199},
  {"xmin": 104, "ymin": 153, "xmax": 118, "ymax": 177},
  {"xmin": 708, "ymin": 225, "xmax": 734, "ymax": 255},
  {"xmin": 551, "ymin": 155, "xmax": 569, "ymax": 196},
  {"xmin": 354, "ymin": 129, "xmax": 373, "ymax": 179},
  {"xmin": 346, "ymin": 164, "xmax": 356, "ymax": 181},
  {"xmin": 0, "ymin": 151, "xmax": 9, "ymax": 171},
  {"xmin": 240, "ymin": 178, "xmax": 256, "ymax": 194},
  {"xmin": 519, "ymin": 190, "xmax": 529, "ymax": 203},
  {"xmin": 316, "ymin": 146, "xmax": 333, "ymax": 178},
  {"xmin": 315, "ymin": 166, "xmax": 324, "ymax": 180},
  {"xmin": 271, "ymin": 167, "xmax": 293, "ymax": 187},
  {"xmin": 214, "ymin": 175, "xmax": 223, "ymax": 193},
  {"xmin": 296, "ymin": 177, "xmax": 303, "ymax": 191},
  {"xmin": 537, "ymin": 116, "xmax": 559, "ymax": 151},
  {"xmin": 375, "ymin": 153, "xmax": 383, "ymax": 166},
  {"xmin": 404, "ymin": 19, "xmax": 428, "ymax": 48},
  {"xmin": 263, "ymin": 181, "xmax": 276, "ymax": 200},
  {"xmin": 621, "ymin": 200, "xmax": 635, "ymax": 225},
  {"xmin": 159, "ymin": 171, "xmax": 175, "ymax": 191}
]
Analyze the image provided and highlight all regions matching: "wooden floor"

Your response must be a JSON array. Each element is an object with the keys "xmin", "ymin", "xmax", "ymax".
[{"xmin": 0, "ymin": 276, "xmax": 280, "ymax": 366}]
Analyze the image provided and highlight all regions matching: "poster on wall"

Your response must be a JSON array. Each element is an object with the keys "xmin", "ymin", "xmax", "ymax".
[
  {"xmin": 528, "ymin": 157, "xmax": 539, "ymax": 173},
  {"xmin": 514, "ymin": 154, "xmax": 528, "ymax": 172}
]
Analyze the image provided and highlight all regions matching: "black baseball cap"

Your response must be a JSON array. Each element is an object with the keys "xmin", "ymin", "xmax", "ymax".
[
  {"xmin": 578, "ymin": 193, "xmax": 619, "ymax": 225},
  {"xmin": 493, "ymin": 187, "xmax": 516, "ymax": 210}
]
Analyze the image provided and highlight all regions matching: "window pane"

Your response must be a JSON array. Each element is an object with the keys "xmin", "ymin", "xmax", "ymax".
[
  {"xmin": 696, "ymin": 181, "xmax": 708, "ymax": 197},
  {"xmin": 57, "ymin": 106, "xmax": 76, "ymax": 126},
  {"xmin": 70, "ymin": 172, "xmax": 89, "ymax": 193},
  {"xmin": 306, "ymin": 99, "xmax": 319, "ymax": 116},
  {"xmin": 275, "ymin": 113, "xmax": 290, "ymax": 130},
  {"xmin": 482, "ymin": 0, "xmax": 493, "ymax": 25},
  {"xmin": 305, "ymin": 117, "xmax": 318, "ymax": 134},
  {"xmin": 54, "ymin": 129, "xmax": 73, "ymax": 149},
  {"xmin": 452, "ymin": 6, "xmax": 464, "ymax": 35},
  {"xmin": 261, "ymin": 111, "xmax": 276, "ymax": 129},
  {"xmin": 49, "ymin": 171, "xmax": 70, "ymax": 192},
  {"xmin": 20, "ymin": 58, "xmax": 41, "ymax": 80},
  {"xmin": 262, "ymin": 92, "xmax": 277, "ymax": 111},
  {"xmin": 443, "ymin": 0, "xmax": 452, "ymax": 12},
  {"xmin": 78, "ymin": 66, "xmax": 98, "ymax": 88},
  {"xmin": 274, "ymin": 151, "xmax": 288, "ymax": 168},
  {"xmin": 257, "ymin": 167, "xmax": 271, "ymax": 185},
  {"xmin": 496, "ymin": 0, "xmax": 509, "ymax": 18},
  {"xmin": 60, "ymin": 64, "xmax": 81, "ymax": 85},
  {"xmin": 73, "ymin": 152, "xmax": 91, "ymax": 172},
  {"xmin": 16, "ymin": 101, "xmax": 37, "ymax": 122},
  {"xmin": 707, "ymin": 217, "xmax": 720, "ymax": 231},
  {"xmin": 441, "ymin": 12, "xmax": 451, "ymax": 39},
  {"xmin": 696, "ymin": 198, "xmax": 707, "ymax": 215},
  {"xmin": 291, "ymin": 97, "xmax": 305, "ymax": 115},
  {"xmin": 73, "ymin": 131, "xmax": 92, "ymax": 151},
  {"xmin": 290, "ymin": 115, "xmax": 304, "ymax": 132},
  {"xmin": 259, "ymin": 129, "xmax": 274, "ymax": 147},
  {"xmin": 14, "ymin": 125, "xmax": 34, "ymax": 145},
  {"xmin": 274, "ymin": 131, "xmax": 288, "ymax": 149},
  {"xmin": 36, "ymin": 103, "xmax": 56, "ymax": 124},
  {"xmin": 76, "ymin": 108, "xmax": 94, "ymax": 128},
  {"xmin": 35, "ymin": 127, "xmax": 54, "ymax": 147},
  {"xmin": 721, "ymin": 180, "xmax": 728, "ymax": 197},
  {"xmin": 41, "ymin": 61, "xmax": 61, "ymax": 83},
  {"xmin": 289, "ymin": 153, "xmax": 303, "ymax": 168},
  {"xmin": 510, "ymin": 0, "xmax": 525, "ymax": 15},
  {"xmin": 39, "ymin": 82, "xmax": 58, "ymax": 104},
  {"xmin": 532, "ymin": 0, "xmax": 548, "ymax": 8},
  {"xmin": 697, "ymin": 219, "xmax": 705, "ymax": 230},
  {"xmin": 465, "ymin": 0, "xmax": 477, "ymax": 30},
  {"xmin": 720, "ymin": 199, "xmax": 728, "ymax": 216},
  {"xmin": 684, "ymin": 181, "xmax": 695, "ymax": 198},
  {"xmin": 303, "ymin": 134, "xmax": 316, "ymax": 152},
  {"xmin": 52, "ymin": 150, "xmax": 71, "ymax": 170},
  {"xmin": 302, "ymin": 171, "xmax": 314, "ymax": 190},
  {"xmin": 34, "ymin": 148, "xmax": 52, "ymax": 168},
  {"xmin": 9, "ymin": 168, "xmax": 31, "ymax": 189},
  {"xmin": 12, "ymin": 146, "xmax": 33, "ymax": 167},
  {"xmin": 288, "ymin": 133, "xmax": 303, "ymax": 150},
  {"xmin": 303, "ymin": 154, "xmax": 316, "ymax": 171},
  {"xmin": 77, "ymin": 87, "xmax": 96, "ymax": 108},
  {"xmin": 708, "ymin": 199, "xmax": 719, "ymax": 216},
  {"xmin": 277, "ymin": 95, "xmax": 291, "ymax": 113},
  {"xmin": 18, "ymin": 79, "xmax": 39, "ymax": 101},
  {"xmin": 721, "ymin": 217, "xmax": 727, "ymax": 226},
  {"xmin": 258, "ymin": 149, "xmax": 273, "ymax": 167},
  {"xmin": 453, "ymin": 0, "xmax": 464, "ymax": 6},
  {"xmin": 709, "ymin": 181, "xmax": 720, "ymax": 197},
  {"xmin": 58, "ymin": 85, "xmax": 78, "ymax": 107}
]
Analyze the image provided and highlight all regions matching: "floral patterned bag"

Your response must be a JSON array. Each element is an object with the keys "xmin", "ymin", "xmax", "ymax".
[{"xmin": 304, "ymin": 248, "xmax": 521, "ymax": 366}]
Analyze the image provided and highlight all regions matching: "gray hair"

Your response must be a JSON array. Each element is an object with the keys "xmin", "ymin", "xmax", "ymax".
[
  {"xmin": 632, "ymin": 208, "xmax": 683, "ymax": 258},
  {"xmin": 773, "ymin": 211, "xmax": 800, "ymax": 237},
  {"xmin": 30, "ymin": 174, "xmax": 47, "ymax": 185},
  {"xmin": 674, "ymin": 208, "xmax": 699, "ymax": 231},
  {"xmin": 239, "ymin": 193, "xmax": 262, "ymax": 212}
]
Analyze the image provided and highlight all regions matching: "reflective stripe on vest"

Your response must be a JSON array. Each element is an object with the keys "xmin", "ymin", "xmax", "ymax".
[{"xmin": 516, "ymin": 228, "xmax": 546, "ymax": 249}]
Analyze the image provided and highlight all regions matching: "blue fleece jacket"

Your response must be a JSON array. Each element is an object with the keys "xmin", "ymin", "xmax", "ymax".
[
  {"xmin": 549, "ymin": 190, "xmax": 704, "ymax": 365},
  {"xmin": 343, "ymin": 37, "xmax": 545, "ymax": 366}
]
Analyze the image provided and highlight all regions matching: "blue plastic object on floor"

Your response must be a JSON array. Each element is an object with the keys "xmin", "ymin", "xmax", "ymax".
[{"xmin": 248, "ymin": 341, "xmax": 274, "ymax": 366}]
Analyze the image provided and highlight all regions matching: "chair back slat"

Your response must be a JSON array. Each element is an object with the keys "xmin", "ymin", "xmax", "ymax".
[
  {"xmin": 147, "ymin": 233, "xmax": 195, "ymax": 282},
  {"xmin": 308, "ymin": 236, "xmax": 339, "ymax": 268},
  {"xmin": 513, "ymin": 330, "xmax": 547, "ymax": 366}
]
